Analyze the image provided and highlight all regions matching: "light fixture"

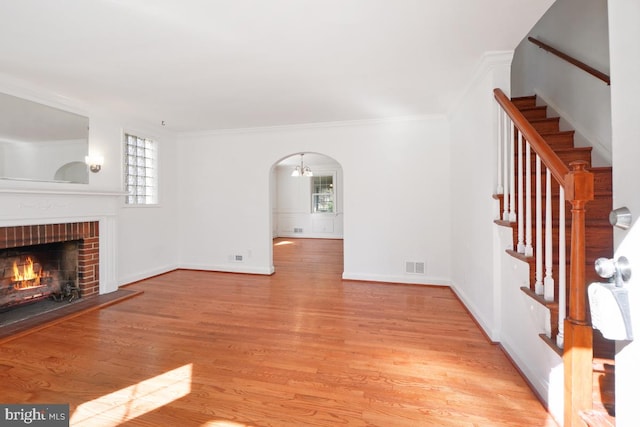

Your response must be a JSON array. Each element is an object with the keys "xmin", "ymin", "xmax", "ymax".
[
  {"xmin": 85, "ymin": 155, "xmax": 104, "ymax": 173},
  {"xmin": 291, "ymin": 153, "xmax": 313, "ymax": 177}
]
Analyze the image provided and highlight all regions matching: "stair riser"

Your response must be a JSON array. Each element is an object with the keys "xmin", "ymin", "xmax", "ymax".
[
  {"xmin": 511, "ymin": 96, "xmax": 537, "ymax": 109},
  {"xmin": 540, "ymin": 131, "xmax": 575, "ymax": 149},
  {"xmin": 519, "ymin": 106, "xmax": 548, "ymax": 120},
  {"xmin": 530, "ymin": 118, "xmax": 560, "ymax": 133}
]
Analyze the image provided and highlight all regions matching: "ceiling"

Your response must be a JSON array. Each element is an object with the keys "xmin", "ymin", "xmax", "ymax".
[{"xmin": 0, "ymin": 0, "xmax": 554, "ymax": 133}]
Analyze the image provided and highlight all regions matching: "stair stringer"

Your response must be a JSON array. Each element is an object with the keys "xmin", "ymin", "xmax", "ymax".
[{"xmin": 494, "ymin": 221, "xmax": 564, "ymax": 425}]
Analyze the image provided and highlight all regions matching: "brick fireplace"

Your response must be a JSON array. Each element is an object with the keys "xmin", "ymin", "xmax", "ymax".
[{"xmin": 0, "ymin": 221, "xmax": 100, "ymax": 310}]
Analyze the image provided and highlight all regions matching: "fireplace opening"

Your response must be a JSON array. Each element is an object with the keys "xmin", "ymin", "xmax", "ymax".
[
  {"xmin": 1, "ymin": 241, "xmax": 80, "ymax": 314},
  {"xmin": 0, "ymin": 221, "xmax": 99, "ymax": 329}
]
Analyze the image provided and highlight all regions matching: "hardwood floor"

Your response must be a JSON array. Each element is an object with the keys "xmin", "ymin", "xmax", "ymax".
[{"xmin": 0, "ymin": 238, "xmax": 558, "ymax": 426}]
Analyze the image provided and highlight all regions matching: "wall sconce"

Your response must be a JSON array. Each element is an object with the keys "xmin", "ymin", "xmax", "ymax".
[{"xmin": 85, "ymin": 155, "xmax": 104, "ymax": 173}]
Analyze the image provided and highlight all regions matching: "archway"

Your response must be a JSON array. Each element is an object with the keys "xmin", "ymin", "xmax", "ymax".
[{"xmin": 269, "ymin": 152, "xmax": 344, "ymax": 273}]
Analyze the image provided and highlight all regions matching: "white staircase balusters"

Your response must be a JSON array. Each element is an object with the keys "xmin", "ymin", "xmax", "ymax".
[
  {"xmin": 544, "ymin": 168, "xmax": 555, "ymax": 302},
  {"xmin": 508, "ymin": 118, "xmax": 517, "ymax": 222},
  {"xmin": 517, "ymin": 131, "xmax": 525, "ymax": 253},
  {"xmin": 502, "ymin": 111, "xmax": 510, "ymax": 221},
  {"xmin": 525, "ymin": 141, "xmax": 534, "ymax": 256},
  {"xmin": 557, "ymin": 186, "xmax": 566, "ymax": 349},
  {"xmin": 535, "ymin": 155, "xmax": 544, "ymax": 295},
  {"xmin": 496, "ymin": 104, "xmax": 504, "ymax": 196}
]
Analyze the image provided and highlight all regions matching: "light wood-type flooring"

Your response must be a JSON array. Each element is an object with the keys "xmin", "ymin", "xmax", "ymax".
[{"xmin": 0, "ymin": 238, "xmax": 558, "ymax": 426}]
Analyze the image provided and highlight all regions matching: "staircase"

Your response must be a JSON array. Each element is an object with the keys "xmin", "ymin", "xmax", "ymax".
[{"xmin": 495, "ymin": 93, "xmax": 615, "ymax": 426}]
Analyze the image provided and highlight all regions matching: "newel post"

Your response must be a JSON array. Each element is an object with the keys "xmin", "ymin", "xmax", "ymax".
[{"xmin": 563, "ymin": 160, "xmax": 594, "ymax": 427}]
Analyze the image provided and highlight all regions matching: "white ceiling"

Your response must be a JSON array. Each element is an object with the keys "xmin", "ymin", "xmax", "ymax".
[{"xmin": 0, "ymin": 0, "xmax": 554, "ymax": 133}]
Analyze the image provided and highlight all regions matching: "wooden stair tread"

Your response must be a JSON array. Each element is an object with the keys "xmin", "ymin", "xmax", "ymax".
[{"xmin": 580, "ymin": 411, "xmax": 615, "ymax": 427}]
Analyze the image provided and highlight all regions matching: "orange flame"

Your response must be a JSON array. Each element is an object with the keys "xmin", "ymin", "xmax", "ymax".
[{"xmin": 13, "ymin": 257, "xmax": 40, "ymax": 282}]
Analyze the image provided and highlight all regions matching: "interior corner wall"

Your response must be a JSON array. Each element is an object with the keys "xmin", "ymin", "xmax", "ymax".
[
  {"xmin": 177, "ymin": 117, "xmax": 452, "ymax": 285},
  {"xmin": 448, "ymin": 53, "xmax": 512, "ymax": 340},
  {"xmin": 510, "ymin": 0, "xmax": 612, "ymax": 166}
]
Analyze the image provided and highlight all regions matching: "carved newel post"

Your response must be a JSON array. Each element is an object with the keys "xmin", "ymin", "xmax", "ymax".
[{"xmin": 563, "ymin": 160, "xmax": 594, "ymax": 427}]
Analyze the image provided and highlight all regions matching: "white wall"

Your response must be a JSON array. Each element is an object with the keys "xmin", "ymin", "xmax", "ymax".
[
  {"xmin": 449, "ymin": 52, "xmax": 512, "ymax": 339},
  {"xmin": 608, "ymin": 1, "xmax": 640, "ymax": 425},
  {"xmin": 116, "ymin": 123, "xmax": 180, "ymax": 285},
  {"xmin": 178, "ymin": 117, "xmax": 452, "ymax": 285},
  {"xmin": 511, "ymin": 0, "xmax": 612, "ymax": 166},
  {"xmin": 449, "ymin": 52, "xmax": 564, "ymax": 423}
]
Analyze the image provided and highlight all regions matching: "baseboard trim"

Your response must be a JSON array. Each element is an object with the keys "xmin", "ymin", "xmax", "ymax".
[{"xmin": 341, "ymin": 272, "xmax": 450, "ymax": 286}]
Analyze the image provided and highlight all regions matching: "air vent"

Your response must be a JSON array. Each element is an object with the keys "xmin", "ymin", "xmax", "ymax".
[
  {"xmin": 406, "ymin": 261, "xmax": 416, "ymax": 274},
  {"xmin": 293, "ymin": 227, "xmax": 303, "ymax": 233},
  {"xmin": 405, "ymin": 261, "xmax": 426, "ymax": 274},
  {"xmin": 234, "ymin": 255, "xmax": 243, "ymax": 262}
]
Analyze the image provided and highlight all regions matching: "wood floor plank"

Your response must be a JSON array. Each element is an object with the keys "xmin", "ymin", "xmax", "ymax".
[{"xmin": 0, "ymin": 238, "xmax": 558, "ymax": 426}]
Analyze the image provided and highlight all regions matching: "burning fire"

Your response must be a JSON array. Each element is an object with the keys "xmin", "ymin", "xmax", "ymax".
[{"xmin": 12, "ymin": 257, "xmax": 47, "ymax": 289}]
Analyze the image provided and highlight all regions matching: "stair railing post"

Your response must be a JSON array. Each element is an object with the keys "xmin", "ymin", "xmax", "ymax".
[
  {"xmin": 517, "ymin": 131, "xmax": 525, "ymax": 253},
  {"xmin": 557, "ymin": 186, "xmax": 566, "ymax": 348},
  {"xmin": 544, "ymin": 168, "xmax": 555, "ymax": 302},
  {"xmin": 525, "ymin": 141, "xmax": 533, "ymax": 256},
  {"xmin": 496, "ymin": 105, "xmax": 504, "ymax": 195},
  {"xmin": 508, "ymin": 120, "xmax": 517, "ymax": 222},
  {"xmin": 502, "ymin": 110, "xmax": 510, "ymax": 220},
  {"xmin": 535, "ymin": 155, "xmax": 543, "ymax": 295},
  {"xmin": 562, "ymin": 160, "xmax": 594, "ymax": 427}
]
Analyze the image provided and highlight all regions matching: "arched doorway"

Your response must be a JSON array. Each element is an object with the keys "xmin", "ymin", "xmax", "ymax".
[{"xmin": 269, "ymin": 152, "xmax": 344, "ymax": 273}]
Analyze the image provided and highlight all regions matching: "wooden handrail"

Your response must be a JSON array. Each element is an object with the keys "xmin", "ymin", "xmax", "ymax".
[
  {"xmin": 528, "ymin": 37, "xmax": 611, "ymax": 85},
  {"xmin": 493, "ymin": 88, "xmax": 569, "ymax": 186}
]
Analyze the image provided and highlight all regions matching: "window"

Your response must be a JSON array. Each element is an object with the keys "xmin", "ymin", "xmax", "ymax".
[
  {"xmin": 311, "ymin": 175, "xmax": 334, "ymax": 213},
  {"xmin": 124, "ymin": 133, "xmax": 158, "ymax": 205}
]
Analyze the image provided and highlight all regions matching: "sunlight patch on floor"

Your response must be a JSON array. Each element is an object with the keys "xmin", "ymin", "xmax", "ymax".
[
  {"xmin": 202, "ymin": 421, "xmax": 248, "ymax": 427},
  {"xmin": 274, "ymin": 240, "xmax": 295, "ymax": 246},
  {"xmin": 70, "ymin": 363, "xmax": 192, "ymax": 426}
]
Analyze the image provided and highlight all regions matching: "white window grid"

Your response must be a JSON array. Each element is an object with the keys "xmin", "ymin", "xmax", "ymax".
[
  {"xmin": 124, "ymin": 133, "xmax": 157, "ymax": 205},
  {"xmin": 311, "ymin": 175, "xmax": 334, "ymax": 213}
]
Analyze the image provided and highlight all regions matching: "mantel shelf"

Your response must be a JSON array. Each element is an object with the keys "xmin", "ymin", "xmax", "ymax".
[{"xmin": 0, "ymin": 188, "xmax": 127, "ymax": 197}]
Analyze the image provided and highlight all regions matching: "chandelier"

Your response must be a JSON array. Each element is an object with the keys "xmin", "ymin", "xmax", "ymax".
[{"xmin": 291, "ymin": 153, "xmax": 313, "ymax": 177}]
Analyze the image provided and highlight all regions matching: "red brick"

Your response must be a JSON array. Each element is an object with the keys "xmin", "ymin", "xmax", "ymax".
[
  {"xmin": 0, "ymin": 227, "xmax": 6, "ymax": 249},
  {"xmin": 16, "ymin": 226, "xmax": 23, "ymax": 245}
]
